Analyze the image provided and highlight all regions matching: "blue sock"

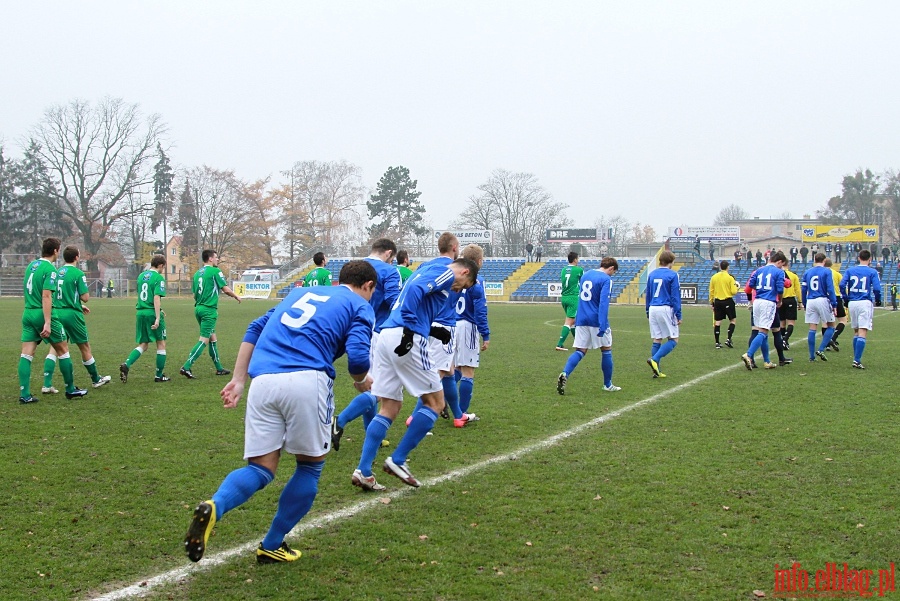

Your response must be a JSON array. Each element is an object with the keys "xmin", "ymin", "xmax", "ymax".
[
  {"xmin": 654, "ymin": 339, "xmax": 677, "ymax": 362},
  {"xmin": 760, "ymin": 335, "xmax": 770, "ymax": 364},
  {"xmin": 443, "ymin": 375, "xmax": 462, "ymax": 419},
  {"xmin": 211, "ymin": 463, "xmax": 275, "ymax": 520},
  {"xmin": 459, "ymin": 377, "xmax": 474, "ymax": 413},
  {"xmin": 410, "ymin": 398, "xmax": 424, "ymax": 415},
  {"xmin": 392, "ymin": 406, "xmax": 438, "ymax": 465},
  {"xmin": 651, "ymin": 342, "xmax": 662, "ymax": 370},
  {"xmin": 357, "ymin": 415, "xmax": 392, "ymax": 477},
  {"xmin": 819, "ymin": 327, "xmax": 835, "ymax": 352},
  {"xmin": 338, "ymin": 392, "xmax": 377, "ymax": 430},
  {"xmin": 454, "ymin": 369, "xmax": 462, "ymax": 383},
  {"xmin": 563, "ymin": 350, "xmax": 585, "ymax": 376},
  {"xmin": 808, "ymin": 330, "xmax": 816, "ymax": 359},
  {"xmin": 748, "ymin": 331, "xmax": 765, "ymax": 357},
  {"xmin": 260, "ymin": 460, "xmax": 323, "ymax": 551},
  {"xmin": 855, "ymin": 336, "xmax": 866, "ymax": 363},
  {"xmin": 601, "ymin": 350, "xmax": 613, "ymax": 387}
]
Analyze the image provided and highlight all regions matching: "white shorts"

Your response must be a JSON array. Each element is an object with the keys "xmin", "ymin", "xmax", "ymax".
[
  {"xmin": 574, "ymin": 325, "xmax": 612, "ymax": 349},
  {"xmin": 454, "ymin": 320, "xmax": 481, "ymax": 368},
  {"xmin": 371, "ymin": 327, "xmax": 442, "ymax": 401},
  {"xmin": 243, "ymin": 371, "xmax": 334, "ymax": 459},
  {"xmin": 804, "ymin": 297, "xmax": 835, "ymax": 325},
  {"xmin": 427, "ymin": 322, "xmax": 456, "ymax": 372},
  {"xmin": 848, "ymin": 300, "xmax": 874, "ymax": 331},
  {"xmin": 648, "ymin": 305, "xmax": 679, "ymax": 340},
  {"xmin": 751, "ymin": 298, "xmax": 777, "ymax": 331}
]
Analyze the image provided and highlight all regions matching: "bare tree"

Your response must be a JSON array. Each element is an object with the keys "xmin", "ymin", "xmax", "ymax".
[
  {"xmin": 31, "ymin": 98, "xmax": 165, "ymax": 271},
  {"xmin": 180, "ymin": 166, "xmax": 252, "ymax": 267},
  {"xmin": 285, "ymin": 160, "xmax": 365, "ymax": 253},
  {"xmin": 595, "ymin": 215, "xmax": 632, "ymax": 255},
  {"xmin": 713, "ymin": 203, "xmax": 750, "ymax": 226}
]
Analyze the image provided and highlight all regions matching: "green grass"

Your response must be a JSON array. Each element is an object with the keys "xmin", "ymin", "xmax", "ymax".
[{"xmin": 0, "ymin": 299, "xmax": 897, "ymax": 600}]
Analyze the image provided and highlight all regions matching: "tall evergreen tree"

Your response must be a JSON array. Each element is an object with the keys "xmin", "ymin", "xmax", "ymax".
[
  {"xmin": 367, "ymin": 165, "xmax": 428, "ymax": 243},
  {"xmin": 152, "ymin": 143, "xmax": 175, "ymax": 275},
  {"xmin": 8, "ymin": 140, "xmax": 70, "ymax": 255}
]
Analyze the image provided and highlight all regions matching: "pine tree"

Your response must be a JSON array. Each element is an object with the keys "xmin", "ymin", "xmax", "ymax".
[{"xmin": 367, "ymin": 166, "xmax": 429, "ymax": 243}]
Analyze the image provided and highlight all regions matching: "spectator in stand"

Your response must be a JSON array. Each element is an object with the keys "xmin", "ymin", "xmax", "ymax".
[
  {"xmin": 811, "ymin": 242, "xmax": 820, "ymax": 256},
  {"xmin": 799, "ymin": 245, "xmax": 809, "ymax": 264},
  {"xmin": 708, "ymin": 240, "xmax": 715, "ymax": 262},
  {"xmin": 824, "ymin": 242, "xmax": 832, "ymax": 258},
  {"xmin": 755, "ymin": 249, "xmax": 763, "ymax": 267},
  {"xmin": 764, "ymin": 248, "xmax": 771, "ymax": 263},
  {"xmin": 733, "ymin": 248, "xmax": 742, "ymax": 268},
  {"xmin": 789, "ymin": 246, "xmax": 799, "ymax": 263},
  {"xmin": 535, "ymin": 243, "xmax": 544, "ymax": 262},
  {"xmin": 834, "ymin": 242, "xmax": 843, "ymax": 264},
  {"xmin": 525, "ymin": 241, "xmax": 534, "ymax": 262},
  {"xmin": 882, "ymin": 245, "xmax": 891, "ymax": 265}
]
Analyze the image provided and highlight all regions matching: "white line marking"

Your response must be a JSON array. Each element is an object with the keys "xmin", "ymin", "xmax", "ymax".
[{"xmin": 90, "ymin": 363, "xmax": 740, "ymax": 601}]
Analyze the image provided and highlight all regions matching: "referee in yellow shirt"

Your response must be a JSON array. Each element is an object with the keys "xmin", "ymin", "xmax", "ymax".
[
  {"xmin": 709, "ymin": 260, "xmax": 739, "ymax": 348},
  {"xmin": 779, "ymin": 262, "xmax": 801, "ymax": 349}
]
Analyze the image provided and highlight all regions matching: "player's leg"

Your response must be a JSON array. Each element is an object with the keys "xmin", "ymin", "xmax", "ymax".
[
  {"xmin": 42, "ymin": 349, "xmax": 58, "ymax": 393},
  {"xmin": 209, "ymin": 330, "xmax": 229, "ymax": 374},
  {"xmin": 182, "ymin": 309, "xmax": 210, "ymax": 375},
  {"xmin": 18, "ymin": 329, "xmax": 41, "ymax": 401},
  {"xmin": 458, "ymin": 365, "xmax": 476, "ymax": 413},
  {"xmin": 599, "ymin": 328, "xmax": 617, "ymax": 390}
]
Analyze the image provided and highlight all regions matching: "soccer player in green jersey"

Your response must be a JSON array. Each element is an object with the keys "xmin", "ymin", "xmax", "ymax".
[
  {"xmin": 396, "ymin": 249, "xmax": 413, "ymax": 285},
  {"xmin": 302, "ymin": 252, "xmax": 332, "ymax": 287},
  {"xmin": 180, "ymin": 249, "xmax": 242, "ymax": 379},
  {"xmin": 556, "ymin": 252, "xmax": 584, "ymax": 350},
  {"xmin": 18, "ymin": 238, "xmax": 87, "ymax": 403},
  {"xmin": 120, "ymin": 255, "xmax": 170, "ymax": 383},
  {"xmin": 42, "ymin": 246, "xmax": 111, "ymax": 392}
]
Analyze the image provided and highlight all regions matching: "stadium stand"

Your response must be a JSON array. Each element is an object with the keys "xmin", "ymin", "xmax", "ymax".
[{"xmin": 510, "ymin": 258, "xmax": 647, "ymax": 302}]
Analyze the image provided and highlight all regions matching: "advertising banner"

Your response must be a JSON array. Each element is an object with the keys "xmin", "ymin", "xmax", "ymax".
[
  {"xmin": 434, "ymin": 230, "xmax": 493, "ymax": 244},
  {"xmin": 680, "ymin": 284, "xmax": 698, "ymax": 304},
  {"xmin": 232, "ymin": 281, "xmax": 272, "ymax": 299},
  {"xmin": 800, "ymin": 225, "xmax": 879, "ymax": 243},
  {"xmin": 484, "ymin": 282, "xmax": 504, "ymax": 296},
  {"xmin": 548, "ymin": 282, "xmax": 562, "ymax": 297},
  {"xmin": 545, "ymin": 228, "xmax": 597, "ymax": 242},
  {"xmin": 668, "ymin": 226, "xmax": 740, "ymax": 242}
]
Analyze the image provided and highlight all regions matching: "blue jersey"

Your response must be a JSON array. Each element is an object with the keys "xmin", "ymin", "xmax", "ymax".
[
  {"xmin": 801, "ymin": 265, "xmax": 836, "ymax": 306},
  {"xmin": 840, "ymin": 264, "xmax": 882, "ymax": 303},
  {"xmin": 455, "ymin": 277, "xmax": 490, "ymax": 340},
  {"xmin": 381, "ymin": 262, "xmax": 456, "ymax": 337},
  {"xmin": 415, "ymin": 256, "xmax": 456, "ymax": 326},
  {"xmin": 575, "ymin": 269, "xmax": 612, "ymax": 331},
  {"xmin": 365, "ymin": 256, "xmax": 402, "ymax": 332},
  {"xmin": 243, "ymin": 285, "xmax": 374, "ymax": 380},
  {"xmin": 645, "ymin": 267, "xmax": 682, "ymax": 321},
  {"xmin": 750, "ymin": 264, "xmax": 785, "ymax": 303}
]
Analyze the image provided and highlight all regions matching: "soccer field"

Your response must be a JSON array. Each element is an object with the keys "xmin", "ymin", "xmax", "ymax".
[{"xmin": 1, "ymin": 299, "xmax": 897, "ymax": 600}]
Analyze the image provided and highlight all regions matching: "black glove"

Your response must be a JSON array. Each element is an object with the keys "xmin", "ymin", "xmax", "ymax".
[
  {"xmin": 394, "ymin": 327, "xmax": 415, "ymax": 357},
  {"xmin": 429, "ymin": 326, "xmax": 451, "ymax": 344}
]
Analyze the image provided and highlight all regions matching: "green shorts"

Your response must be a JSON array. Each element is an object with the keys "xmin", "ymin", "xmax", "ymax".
[
  {"xmin": 561, "ymin": 295, "xmax": 579, "ymax": 319},
  {"xmin": 136, "ymin": 309, "xmax": 167, "ymax": 344},
  {"xmin": 57, "ymin": 308, "xmax": 89, "ymax": 344},
  {"xmin": 195, "ymin": 306, "xmax": 218, "ymax": 338},
  {"xmin": 21, "ymin": 308, "xmax": 66, "ymax": 344}
]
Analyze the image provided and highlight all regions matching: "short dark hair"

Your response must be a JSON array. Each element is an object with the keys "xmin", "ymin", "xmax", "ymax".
[
  {"xmin": 658, "ymin": 250, "xmax": 675, "ymax": 266},
  {"xmin": 62, "ymin": 246, "xmax": 79, "ymax": 263},
  {"xmin": 600, "ymin": 257, "xmax": 619, "ymax": 271},
  {"xmin": 396, "ymin": 249, "xmax": 409, "ymax": 264},
  {"xmin": 371, "ymin": 238, "xmax": 397, "ymax": 256},
  {"xmin": 567, "ymin": 252, "xmax": 579, "ymax": 263},
  {"xmin": 770, "ymin": 251, "xmax": 787, "ymax": 264},
  {"xmin": 202, "ymin": 249, "xmax": 217, "ymax": 262},
  {"xmin": 42, "ymin": 238, "xmax": 61, "ymax": 258},
  {"xmin": 313, "ymin": 252, "xmax": 326, "ymax": 266},
  {"xmin": 339, "ymin": 259, "xmax": 378, "ymax": 288},
  {"xmin": 150, "ymin": 255, "xmax": 167, "ymax": 268},
  {"xmin": 452, "ymin": 257, "xmax": 480, "ymax": 285},
  {"xmin": 719, "ymin": 260, "xmax": 729, "ymax": 271},
  {"xmin": 815, "ymin": 252, "xmax": 827, "ymax": 263},
  {"xmin": 859, "ymin": 249, "xmax": 872, "ymax": 261}
]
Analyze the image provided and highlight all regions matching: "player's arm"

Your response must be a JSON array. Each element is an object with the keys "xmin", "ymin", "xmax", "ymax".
[
  {"xmin": 221, "ymin": 341, "xmax": 254, "ymax": 409},
  {"xmin": 873, "ymin": 272, "xmax": 882, "ymax": 305},
  {"xmin": 221, "ymin": 285, "xmax": 242, "ymax": 303},
  {"xmin": 839, "ymin": 272, "xmax": 849, "ymax": 299},
  {"xmin": 671, "ymin": 275, "xmax": 682, "ymax": 322},
  {"xmin": 708, "ymin": 276, "xmax": 715, "ymax": 307},
  {"xmin": 347, "ymin": 306, "xmax": 375, "ymax": 392},
  {"xmin": 597, "ymin": 281, "xmax": 611, "ymax": 332},
  {"xmin": 383, "ymin": 268, "xmax": 402, "ymax": 309},
  {"xmin": 41, "ymin": 288, "xmax": 53, "ymax": 337},
  {"xmin": 474, "ymin": 285, "xmax": 490, "ymax": 348},
  {"xmin": 151, "ymin": 293, "xmax": 162, "ymax": 329}
]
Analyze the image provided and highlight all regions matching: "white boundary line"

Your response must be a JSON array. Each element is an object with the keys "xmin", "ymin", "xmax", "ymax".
[{"xmin": 91, "ymin": 363, "xmax": 740, "ymax": 601}]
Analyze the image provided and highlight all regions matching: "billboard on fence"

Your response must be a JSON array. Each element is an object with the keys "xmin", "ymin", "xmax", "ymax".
[
  {"xmin": 232, "ymin": 281, "xmax": 271, "ymax": 299},
  {"xmin": 800, "ymin": 225, "xmax": 879, "ymax": 243},
  {"xmin": 484, "ymin": 282, "xmax": 504, "ymax": 296},
  {"xmin": 545, "ymin": 228, "xmax": 598, "ymax": 242},
  {"xmin": 548, "ymin": 282, "xmax": 562, "ymax": 297},
  {"xmin": 680, "ymin": 284, "xmax": 698, "ymax": 304},
  {"xmin": 434, "ymin": 230, "xmax": 493, "ymax": 244},
  {"xmin": 667, "ymin": 226, "xmax": 740, "ymax": 242}
]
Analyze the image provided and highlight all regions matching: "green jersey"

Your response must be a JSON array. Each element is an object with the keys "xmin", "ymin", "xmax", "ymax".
[
  {"xmin": 303, "ymin": 266, "xmax": 332, "ymax": 287},
  {"xmin": 55, "ymin": 264, "xmax": 89, "ymax": 310},
  {"xmin": 23, "ymin": 258, "xmax": 59, "ymax": 310},
  {"xmin": 397, "ymin": 265, "xmax": 413, "ymax": 285},
  {"xmin": 136, "ymin": 269, "xmax": 167, "ymax": 311},
  {"xmin": 193, "ymin": 265, "xmax": 228, "ymax": 308},
  {"xmin": 560, "ymin": 265, "xmax": 584, "ymax": 297}
]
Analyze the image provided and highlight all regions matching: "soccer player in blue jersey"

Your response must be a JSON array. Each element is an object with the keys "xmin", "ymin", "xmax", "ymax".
[
  {"xmin": 645, "ymin": 250, "xmax": 681, "ymax": 378},
  {"xmin": 183, "ymin": 260, "xmax": 377, "ymax": 564},
  {"xmin": 454, "ymin": 244, "xmax": 490, "ymax": 415},
  {"xmin": 351, "ymin": 256, "xmax": 478, "ymax": 491},
  {"xmin": 557, "ymin": 257, "xmax": 620, "ymax": 394},
  {"xmin": 840, "ymin": 249, "xmax": 882, "ymax": 369},
  {"xmin": 741, "ymin": 251, "xmax": 787, "ymax": 370},
  {"xmin": 332, "ymin": 238, "xmax": 400, "ymax": 450},
  {"xmin": 800, "ymin": 253, "xmax": 837, "ymax": 362}
]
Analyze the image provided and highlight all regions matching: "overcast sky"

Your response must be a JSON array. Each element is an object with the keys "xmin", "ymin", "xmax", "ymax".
[{"xmin": 2, "ymin": 0, "xmax": 899, "ymax": 237}]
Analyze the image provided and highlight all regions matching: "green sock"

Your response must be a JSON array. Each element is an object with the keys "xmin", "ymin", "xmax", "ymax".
[
  {"xmin": 184, "ymin": 341, "xmax": 206, "ymax": 370},
  {"xmin": 43, "ymin": 355, "xmax": 57, "ymax": 388},
  {"xmin": 125, "ymin": 348, "xmax": 143, "ymax": 367},
  {"xmin": 568, "ymin": 327, "xmax": 576, "ymax": 342},
  {"xmin": 59, "ymin": 356, "xmax": 75, "ymax": 392},
  {"xmin": 84, "ymin": 359, "xmax": 100, "ymax": 383},
  {"xmin": 209, "ymin": 341, "xmax": 224, "ymax": 370},
  {"xmin": 557, "ymin": 326, "xmax": 569, "ymax": 347},
  {"xmin": 156, "ymin": 351, "xmax": 167, "ymax": 377},
  {"xmin": 18, "ymin": 355, "xmax": 33, "ymax": 397}
]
